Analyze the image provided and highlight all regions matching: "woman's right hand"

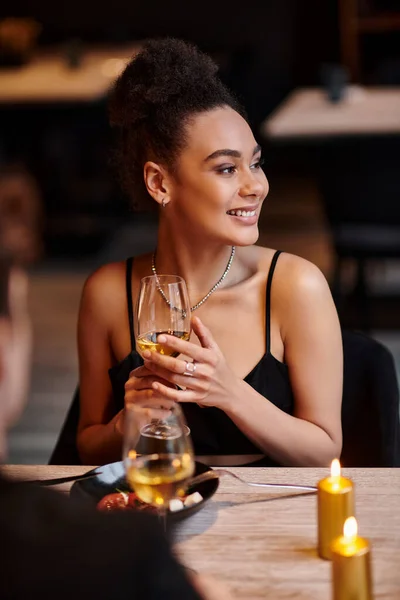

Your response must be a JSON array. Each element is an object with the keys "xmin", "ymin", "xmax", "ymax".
[{"xmin": 114, "ymin": 366, "xmax": 177, "ymax": 435}]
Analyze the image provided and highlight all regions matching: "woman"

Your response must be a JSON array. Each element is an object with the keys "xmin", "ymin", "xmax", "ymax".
[{"xmin": 77, "ymin": 38, "xmax": 343, "ymax": 466}]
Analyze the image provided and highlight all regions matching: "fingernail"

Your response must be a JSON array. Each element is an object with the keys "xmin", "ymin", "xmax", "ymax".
[
  {"xmin": 142, "ymin": 350, "xmax": 151, "ymax": 359},
  {"xmin": 157, "ymin": 335, "xmax": 167, "ymax": 343}
]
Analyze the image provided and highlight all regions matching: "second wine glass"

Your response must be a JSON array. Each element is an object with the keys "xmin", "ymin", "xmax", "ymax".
[{"xmin": 123, "ymin": 401, "xmax": 195, "ymax": 513}]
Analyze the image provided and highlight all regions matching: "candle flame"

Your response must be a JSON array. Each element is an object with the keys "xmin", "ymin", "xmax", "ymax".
[
  {"xmin": 331, "ymin": 458, "xmax": 341, "ymax": 478},
  {"xmin": 343, "ymin": 517, "xmax": 358, "ymax": 539},
  {"xmin": 128, "ymin": 449, "xmax": 137, "ymax": 460}
]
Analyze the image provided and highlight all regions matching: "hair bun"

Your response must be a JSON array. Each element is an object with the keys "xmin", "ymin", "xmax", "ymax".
[{"xmin": 109, "ymin": 38, "xmax": 219, "ymax": 127}]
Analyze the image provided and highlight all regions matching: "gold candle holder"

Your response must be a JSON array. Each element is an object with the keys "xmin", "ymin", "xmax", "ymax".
[
  {"xmin": 317, "ymin": 459, "xmax": 354, "ymax": 559},
  {"xmin": 331, "ymin": 517, "xmax": 373, "ymax": 600}
]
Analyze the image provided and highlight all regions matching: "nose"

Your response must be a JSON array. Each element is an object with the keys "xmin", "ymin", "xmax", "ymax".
[{"xmin": 239, "ymin": 169, "xmax": 267, "ymax": 199}]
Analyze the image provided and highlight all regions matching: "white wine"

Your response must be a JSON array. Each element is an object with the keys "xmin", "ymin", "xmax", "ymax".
[
  {"xmin": 126, "ymin": 453, "xmax": 194, "ymax": 507},
  {"xmin": 136, "ymin": 330, "xmax": 190, "ymax": 358}
]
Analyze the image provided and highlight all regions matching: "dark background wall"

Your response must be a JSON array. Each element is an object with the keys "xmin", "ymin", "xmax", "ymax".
[
  {"xmin": 2, "ymin": 0, "xmax": 399, "ymax": 260},
  {"xmin": 0, "ymin": 0, "xmax": 340, "ymax": 122}
]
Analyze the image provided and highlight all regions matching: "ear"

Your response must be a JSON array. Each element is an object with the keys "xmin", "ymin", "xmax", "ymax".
[{"xmin": 143, "ymin": 161, "xmax": 172, "ymax": 208}]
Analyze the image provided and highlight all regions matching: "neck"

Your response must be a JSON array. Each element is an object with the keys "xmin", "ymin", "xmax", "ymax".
[{"xmin": 155, "ymin": 220, "xmax": 235, "ymax": 306}]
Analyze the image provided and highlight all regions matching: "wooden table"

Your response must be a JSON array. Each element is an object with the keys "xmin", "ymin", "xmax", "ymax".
[
  {"xmin": 2, "ymin": 465, "xmax": 400, "ymax": 599},
  {"xmin": 0, "ymin": 45, "xmax": 139, "ymax": 104},
  {"xmin": 261, "ymin": 87, "xmax": 400, "ymax": 140}
]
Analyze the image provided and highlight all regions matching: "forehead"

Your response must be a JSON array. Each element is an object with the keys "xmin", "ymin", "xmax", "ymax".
[{"xmin": 183, "ymin": 107, "xmax": 257, "ymax": 158}]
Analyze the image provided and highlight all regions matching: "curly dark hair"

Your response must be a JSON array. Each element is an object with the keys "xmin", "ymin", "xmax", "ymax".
[{"xmin": 109, "ymin": 37, "xmax": 247, "ymax": 209}]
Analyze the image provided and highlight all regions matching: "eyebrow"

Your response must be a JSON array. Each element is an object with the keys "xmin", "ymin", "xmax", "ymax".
[{"xmin": 204, "ymin": 143, "xmax": 261, "ymax": 162}]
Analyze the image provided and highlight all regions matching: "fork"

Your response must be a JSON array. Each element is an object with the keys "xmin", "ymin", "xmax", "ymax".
[
  {"xmin": 28, "ymin": 470, "xmax": 101, "ymax": 486},
  {"xmin": 187, "ymin": 469, "xmax": 317, "ymax": 492}
]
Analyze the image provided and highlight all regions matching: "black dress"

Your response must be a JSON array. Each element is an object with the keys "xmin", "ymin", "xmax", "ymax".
[{"xmin": 109, "ymin": 250, "xmax": 294, "ymax": 466}]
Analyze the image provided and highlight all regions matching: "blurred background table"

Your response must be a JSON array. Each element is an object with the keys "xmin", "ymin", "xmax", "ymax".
[
  {"xmin": 2, "ymin": 464, "xmax": 400, "ymax": 599},
  {"xmin": 0, "ymin": 44, "xmax": 139, "ymax": 104},
  {"xmin": 262, "ymin": 86, "xmax": 400, "ymax": 139}
]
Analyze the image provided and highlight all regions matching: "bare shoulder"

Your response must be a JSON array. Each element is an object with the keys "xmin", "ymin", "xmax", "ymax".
[
  {"xmin": 80, "ymin": 254, "xmax": 152, "ymax": 320},
  {"xmin": 272, "ymin": 252, "xmax": 338, "ymax": 336},
  {"xmin": 82, "ymin": 260, "xmax": 126, "ymax": 303},
  {"xmin": 78, "ymin": 260, "xmax": 129, "ymax": 332},
  {"xmin": 275, "ymin": 252, "xmax": 329, "ymax": 293},
  {"xmin": 251, "ymin": 246, "xmax": 333, "ymax": 310},
  {"xmin": 235, "ymin": 246, "xmax": 330, "ymax": 297}
]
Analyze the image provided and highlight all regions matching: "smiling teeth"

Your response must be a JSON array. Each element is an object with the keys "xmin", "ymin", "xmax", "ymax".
[{"xmin": 227, "ymin": 209, "xmax": 256, "ymax": 217}]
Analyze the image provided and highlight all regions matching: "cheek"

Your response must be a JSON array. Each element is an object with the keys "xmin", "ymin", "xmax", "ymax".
[{"xmin": 174, "ymin": 179, "xmax": 228, "ymax": 218}]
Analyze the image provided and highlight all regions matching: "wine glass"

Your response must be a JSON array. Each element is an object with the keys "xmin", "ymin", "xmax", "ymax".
[
  {"xmin": 135, "ymin": 274, "xmax": 191, "ymax": 358},
  {"xmin": 135, "ymin": 273, "xmax": 191, "ymax": 436},
  {"xmin": 123, "ymin": 401, "xmax": 195, "ymax": 526}
]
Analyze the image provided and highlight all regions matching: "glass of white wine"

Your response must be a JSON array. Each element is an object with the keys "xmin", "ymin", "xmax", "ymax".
[
  {"xmin": 123, "ymin": 401, "xmax": 195, "ymax": 525},
  {"xmin": 136, "ymin": 274, "xmax": 191, "ymax": 358}
]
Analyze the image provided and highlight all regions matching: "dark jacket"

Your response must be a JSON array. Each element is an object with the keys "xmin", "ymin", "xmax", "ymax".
[{"xmin": 0, "ymin": 475, "xmax": 201, "ymax": 600}]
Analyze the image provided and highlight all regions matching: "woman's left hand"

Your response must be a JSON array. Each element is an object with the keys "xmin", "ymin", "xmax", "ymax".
[{"xmin": 142, "ymin": 316, "xmax": 238, "ymax": 410}]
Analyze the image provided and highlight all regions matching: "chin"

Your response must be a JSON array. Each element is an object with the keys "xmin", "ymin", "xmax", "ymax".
[{"xmin": 231, "ymin": 227, "xmax": 259, "ymax": 247}]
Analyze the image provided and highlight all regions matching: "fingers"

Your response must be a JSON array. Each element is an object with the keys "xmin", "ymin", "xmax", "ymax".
[
  {"xmin": 151, "ymin": 381, "xmax": 199, "ymax": 403},
  {"xmin": 124, "ymin": 387, "xmax": 158, "ymax": 404},
  {"xmin": 144, "ymin": 360, "xmax": 212, "ymax": 395},
  {"xmin": 128, "ymin": 365, "xmax": 153, "ymax": 378},
  {"xmin": 191, "ymin": 316, "xmax": 218, "ymax": 350},
  {"xmin": 142, "ymin": 348, "xmax": 216, "ymax": 379},
  {"xmin": 125, "ymin": 374, "xmax": 176, "ymax": 392},
  {"xmin": 146, "ymin": 333, "xmax": 214, "ymax": 364},
  {"xmin": 124, "ymin": 387, "xmax": 175, "ymax": 407}
]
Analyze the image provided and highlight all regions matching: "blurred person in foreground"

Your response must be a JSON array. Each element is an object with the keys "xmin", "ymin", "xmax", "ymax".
[
  {"xmin": 0, "ymin": 256, "xmax": 232, "ymax": 597},
  {"xmin": 77, "ymin": 38, "xmax": 343, "ymax": 467}
]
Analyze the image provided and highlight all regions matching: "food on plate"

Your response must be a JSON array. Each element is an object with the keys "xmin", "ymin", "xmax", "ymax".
[
  {"xmin": 169, "ymin": 498, "xmax": 184, "ymax": 512},
  {"xmin": 97, "ymin": 490, "xmax": 203, "ymax": 512},
  {"xmin": 183, "ymin": 491, "xmax": 203, "ymax": 507},
  {"xmin": 97, "ymin": 491, "xmax": 153, "ymax": 512}
]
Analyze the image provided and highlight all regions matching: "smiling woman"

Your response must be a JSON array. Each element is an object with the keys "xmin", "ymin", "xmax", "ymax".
[{"xmin": 76, "ymin": 38, "xmax": 343, "ymax": 468}]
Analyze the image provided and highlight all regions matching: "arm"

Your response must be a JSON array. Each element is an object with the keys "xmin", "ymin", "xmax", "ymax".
[
  {"xmin": 223, "ymin": 257, "xmax": 343, "ymax": 466},
  {"xmin": 77, "ymin": 264, "xmax": 124, "ymax": 464},
  {"xmin": 142, "ymin": 257, "xmax": 343, "ymax": 467}
]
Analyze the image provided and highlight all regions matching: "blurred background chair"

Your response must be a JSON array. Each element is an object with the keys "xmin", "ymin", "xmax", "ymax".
[
  {"xmin": 48, "ymin": 330, "xmax": 400, "ymax": 467},
  {"xmin": 341, "ymin": 329, "xmax": 400, "ymax": 467},
  {"xmin": 48, "ymin": 387, "xmax": 81, "ymax": 465},
  {"xmin": 317, "ymin": 137, "xmax": 400, "ymax": 331}
]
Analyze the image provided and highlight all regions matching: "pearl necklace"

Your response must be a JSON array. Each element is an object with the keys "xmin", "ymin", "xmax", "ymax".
[{"xmin": 151, "ymin": 246, "xmax": 236, "ymax": 315}]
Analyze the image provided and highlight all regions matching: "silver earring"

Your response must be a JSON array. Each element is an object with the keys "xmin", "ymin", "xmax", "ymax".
[{"xmin": 161, "ymin": 198, "xmax": 167, "ymax": 208}]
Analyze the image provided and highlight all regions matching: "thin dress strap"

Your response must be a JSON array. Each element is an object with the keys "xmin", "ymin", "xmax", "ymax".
[
  {"xmin": 266, "ymin": 250, "xmax": 282, "ymax": 354},
  {"xmin": 125, "ymin": 257, "xmax": 135, "ymax": 351}
]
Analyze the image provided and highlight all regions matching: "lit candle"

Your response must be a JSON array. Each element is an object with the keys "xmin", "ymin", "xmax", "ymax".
[
  {"xmin": 318, "ymin": 459, "xmax": 354, "ymax": 559},
  {"xmin": 331, "ymin": 517, "xmax": 373, "ymax": 600}
]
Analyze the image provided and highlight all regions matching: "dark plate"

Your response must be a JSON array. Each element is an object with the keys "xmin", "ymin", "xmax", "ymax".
[{"xmin": 70, "ymin": 460, "xmax": 218, "ymax": 522}]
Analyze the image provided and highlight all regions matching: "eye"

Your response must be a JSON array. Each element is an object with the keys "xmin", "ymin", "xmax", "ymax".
[
  {"xmin": 251, "ymin": 157, "xmax": 265, "ymax": 170},
  {"xmin": 215, "ymin": 164, "xmax": 237, "ymax": 175}
]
